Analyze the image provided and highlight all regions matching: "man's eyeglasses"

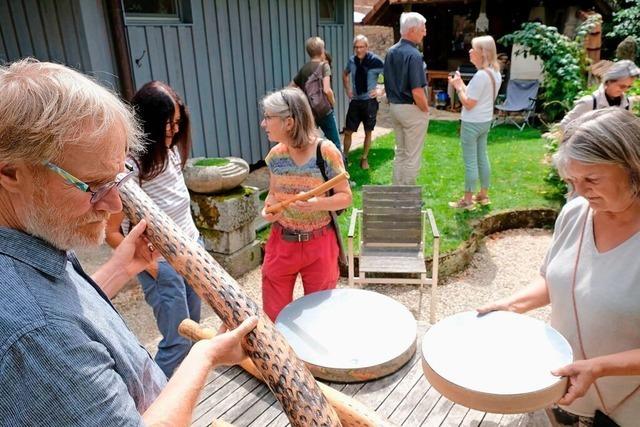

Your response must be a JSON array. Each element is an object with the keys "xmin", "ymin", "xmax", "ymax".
[{"xmin": 43, "ymin": 161, "xmax": 135, "ymax": 204}]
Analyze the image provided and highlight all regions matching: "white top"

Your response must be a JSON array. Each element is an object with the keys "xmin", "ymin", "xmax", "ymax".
[
  {"xmin": 123, "ymin": 147, "xmax": 199, "ymax": 242},
  {"xmin": 461, "ymin": 68, "xmax": 502, "ymax": 123},
  {"xmin": 559, "ymin": 85, "xmax": 633, "ymax": 131},
  {"xmin": 541, "ymin": 197, "xmax": 640, "ymax": 424}
]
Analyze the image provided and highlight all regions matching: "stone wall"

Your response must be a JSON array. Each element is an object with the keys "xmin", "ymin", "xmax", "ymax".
[{"xmin": 354, "ymin": 24, "xmax": 395, "ymax": 58}]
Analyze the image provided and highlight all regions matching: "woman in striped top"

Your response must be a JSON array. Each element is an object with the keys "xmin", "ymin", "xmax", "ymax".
[
  {"xmin": 106, "ymin": 81, "xmax": 201, "ymax": 378},
  {"xmin": 260, "ymin": 87, "xmax": 352, "ymax": 321}
]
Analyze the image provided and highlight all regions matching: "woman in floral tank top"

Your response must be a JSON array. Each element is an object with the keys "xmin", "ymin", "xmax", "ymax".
[{"xmin": 260, "ymin": 87, "xmax": 352, "ymax": 321}]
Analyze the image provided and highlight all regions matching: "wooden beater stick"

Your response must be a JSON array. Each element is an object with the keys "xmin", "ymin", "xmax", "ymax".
[
  {"xmin": 178, "ymin": 319, "xmax": 396, "ymax": 427},
  {"xmin": 265, "ymin": 171, "xmax": 349, "ymax": 214}
]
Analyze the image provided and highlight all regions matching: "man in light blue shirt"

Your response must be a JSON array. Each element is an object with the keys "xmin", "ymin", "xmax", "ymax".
[
  {"xmin": 342, "ymin": 35, "xmax": 384, "ymax": 170},
  {"xmin": 0, "ymin": 59, "xmax": 257, "ymax": 426}
]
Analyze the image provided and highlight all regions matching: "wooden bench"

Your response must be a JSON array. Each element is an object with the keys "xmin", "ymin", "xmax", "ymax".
[{"xmin": 347, "ymin": 185, "xmax": 440, "ymax": 323}]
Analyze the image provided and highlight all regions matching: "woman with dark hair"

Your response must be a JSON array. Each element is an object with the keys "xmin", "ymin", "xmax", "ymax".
[{"xmin": 106, "ymin": 81, "xmax": 201, "ymax": 378}]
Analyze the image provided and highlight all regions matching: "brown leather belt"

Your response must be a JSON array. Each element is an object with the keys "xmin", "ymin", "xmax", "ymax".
[{"xmin": 273, "ymin": 222, "xmax": 333, "ymax": 242}]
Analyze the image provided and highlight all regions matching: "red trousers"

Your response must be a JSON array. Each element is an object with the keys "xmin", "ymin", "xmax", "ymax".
[{"xmin": 261, "ymin": 225, "xmax": 339, "ymax": 321}]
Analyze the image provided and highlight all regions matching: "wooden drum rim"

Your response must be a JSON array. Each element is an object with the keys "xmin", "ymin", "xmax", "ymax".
[
  {"xmin": 422, "ymin": 358, "xmax": 568, "ymax": 413},
  {"xmin": 421, "ymin": 311, "xmax": 572, "ymax": 413}
]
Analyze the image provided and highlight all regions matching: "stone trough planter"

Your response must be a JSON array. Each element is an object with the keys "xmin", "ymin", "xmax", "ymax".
[{"xmin": 184, "ymin": 157, "xmax": 249, "ymax": 194}]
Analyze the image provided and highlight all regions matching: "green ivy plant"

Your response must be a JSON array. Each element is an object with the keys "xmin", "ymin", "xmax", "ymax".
[
  {"xmin": 500, "ymin": 16, "xmax": 601, "ymax": 123},
  {"xmin": 629, "ymin": 78, "xmax": 640, "ymax": 116},
  {"xmin": 608, "ymin": 0, "xmax": 640, "ymax": 59},
  {"xmin": 542, "ymin": 129, "xmax": 568, "ymax": 203}
]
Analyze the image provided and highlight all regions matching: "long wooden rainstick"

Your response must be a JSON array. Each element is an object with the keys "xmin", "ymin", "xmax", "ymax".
[
  {"xmin": 118, "ymin": 180, "xmax": 341, "ymax": 427},
  {"xmin": 265, "ymin": 171, "xmax": 349, "ymax": 213},
  {"xmin": 178, "ymin": 319, "xmax": 397, "ymax": 427}
]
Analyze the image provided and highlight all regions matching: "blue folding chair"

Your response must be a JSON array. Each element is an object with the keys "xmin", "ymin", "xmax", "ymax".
[{"xmin": 492, "ymin": 79, "xmax": 540, "ymax": 131}]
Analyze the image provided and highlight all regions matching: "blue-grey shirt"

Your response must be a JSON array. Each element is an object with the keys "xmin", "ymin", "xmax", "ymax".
[
  {"xmin": 0, "ymin": 228, "xmax": 167, "ymax": 425},
  {"xmin": 383, "ymin": 39, "xmax": 427, "ymax": 104},
  {"xmin": 344, "ymin": 52, "xmax": 384, "ymax": 101}
]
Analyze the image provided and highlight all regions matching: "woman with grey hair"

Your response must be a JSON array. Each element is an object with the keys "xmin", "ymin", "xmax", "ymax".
[
  {"xmin": 479, "ymin": 108, "xmax": 640, "ymax": 426},
  {"xmin": 259, "ymin": 87, "xmax": 352, "ymax": 322},
  {"xmin": 560, "ymin": 59, "xmax": 639, "ymax": 131}
]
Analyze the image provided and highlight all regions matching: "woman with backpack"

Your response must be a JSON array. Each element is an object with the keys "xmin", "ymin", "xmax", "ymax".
[
  {"xmin": 559, "ymin": 60, "xmax": 639, "ymax": 132},
  {"xmin": 448, "ymin": 35, "xmax": 502, "ymax": 210},
  {"xmin": 259, "ymin": 87, "xmax": 352, "ymax": 321},
  {"xmin": 293, "ymin": 36, "xmax": 342, "ymax": 152}
]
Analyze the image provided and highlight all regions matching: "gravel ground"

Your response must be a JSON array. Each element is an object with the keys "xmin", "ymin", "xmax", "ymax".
[{"xmin": 111, "ymin": 228, "xmax": 552, "ymax": 355}]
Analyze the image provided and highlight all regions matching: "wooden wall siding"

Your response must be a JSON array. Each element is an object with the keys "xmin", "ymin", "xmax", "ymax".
[
  {"xmin": 318, "ymin": 20, "xmax": 354, "ymax": 133},
  {"xmin": 0, "ymin": 0, "xmax": 117, "ymax": 88},
  {"xmin": 126, "ymin": 0, "xmax": 353, "ymax": 164},
  {"xmin": 0, "ymin": 0, "xmax": 85, "ymax": 67}
]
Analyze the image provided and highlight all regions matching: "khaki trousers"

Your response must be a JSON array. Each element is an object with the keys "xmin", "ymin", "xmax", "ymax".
[{"xmin": 389, "ymin": 103, "xmax": 430, "ymax": 185}]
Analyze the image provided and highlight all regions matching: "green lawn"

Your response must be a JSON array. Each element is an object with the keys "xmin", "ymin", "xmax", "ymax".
[{"xmin": 339, "ymin": 120, "xmax": 561, "ymax": 255}]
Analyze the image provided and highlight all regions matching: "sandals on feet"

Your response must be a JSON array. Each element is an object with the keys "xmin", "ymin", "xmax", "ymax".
[
  {"xmin": 472, "ymin": 194, "xmax": 491, "ymax": 206},
  {"xmin": 448, "ymin": 198, "xmax": 475, "ymax": 210}
]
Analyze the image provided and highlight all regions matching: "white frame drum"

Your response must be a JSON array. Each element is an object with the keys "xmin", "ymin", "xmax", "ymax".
[{"xmin": 421, "ymin": 311, "xmax": 573, "ymax": 414}]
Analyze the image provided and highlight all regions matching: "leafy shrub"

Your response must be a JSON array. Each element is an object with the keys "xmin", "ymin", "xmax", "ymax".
[
  {"xmin": 608, "ymin": 0, "xmax": 640, "ymax": 60},
  {"xmin": 500, "ymin": 16, "xmax": 601, "ymax": 123},
  {"xmin": 542, "ymin": 129, "xmax": 567, "ymax": 204},
  {"xmin": 629, "ymin": 78, "xmax": 640, "ymax": 116}
]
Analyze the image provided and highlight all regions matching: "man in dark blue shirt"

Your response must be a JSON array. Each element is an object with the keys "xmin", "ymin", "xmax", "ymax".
[
  {"xmin": 384, "ymin": 12, "xmax": 430, "ymax": 185},
  {"xmin": 0, "ymin": 59, "xmax": 257, "ymax": 426}
]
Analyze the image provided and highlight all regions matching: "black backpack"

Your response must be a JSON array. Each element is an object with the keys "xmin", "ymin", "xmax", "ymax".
[
  {"xmin": 304, "ymin": 63, "xmax": 332, "ymax": 120},
  {"xmin": 315, "ymin": 140, "xmax": 344, "ymax": 216}
]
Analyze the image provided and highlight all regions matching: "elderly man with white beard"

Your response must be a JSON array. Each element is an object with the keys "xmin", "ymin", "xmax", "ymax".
[{"xmin": 0, "ymin": 59, "xmax": 257, "ymax": 426}]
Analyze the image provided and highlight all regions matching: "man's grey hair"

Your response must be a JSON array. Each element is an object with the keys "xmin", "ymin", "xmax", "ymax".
[
  {"xmin": 261, "ymin": 87, "xmax": 318, "ymax": 149},
  {"xmin": 0, "ymin": 59, "xmax": 144, "ymax": 165},
  {"xmin": 353, "ymin": 34, "xmax": 369, "ymax": 47},
  {"xmin": 603, "ymin": 59, "xmax": 640, "ymax": 84},
  {"xmin": 555, "ymin": 107, "xmax": 640, "ymax": 195},
  {"xmin": 400, "ymin": 12, "xmax": 426, "ymax": 36}
]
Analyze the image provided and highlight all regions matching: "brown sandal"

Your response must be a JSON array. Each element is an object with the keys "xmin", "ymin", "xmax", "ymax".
[
  {"xmin": 472, "ymin": 195, "xmax": 491, "ymax": 206},
  {"xmin": 448, "ymin": 198, "xmax": 476, "ymax": 210}
]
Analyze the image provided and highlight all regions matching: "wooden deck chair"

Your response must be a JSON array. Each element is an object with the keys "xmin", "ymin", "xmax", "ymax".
[{"xmin": 347, "ymin": 185, "xmax": 440, "ymax": 323}]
